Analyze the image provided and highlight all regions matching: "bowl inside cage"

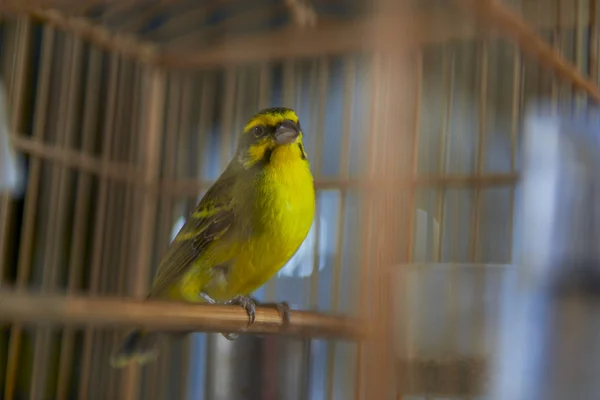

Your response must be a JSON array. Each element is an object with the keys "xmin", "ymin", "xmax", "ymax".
[
  {"xmin": 203, "ymin": 333, "xmax": 311, "ymax": 400},
  {"xmin": 391, "ymin": 263, "xmax": 517, "ymax": 398}
]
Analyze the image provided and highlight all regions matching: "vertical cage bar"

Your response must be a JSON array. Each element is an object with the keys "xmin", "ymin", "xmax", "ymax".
[
  {"xmin": 233, "ymin": 68, "xmax": 247, "ymax": 155},
  {"xmin": 355, "ymin": 53, "xmax": 382, "ymax": 400},
  {"xmin": 104, "ymin": 57, "xmax": 135, "ymax": 400},
  {"xmin": 325, "ymin": 57, "xmax": 355, "ymax": 400},
  {"xmin": 258, "ymin": 63, "xmax": 271, "ymax": 109},
  {"xmin": 56, "ymin": 46, "xmax": 102, "ymax": 400},
  {"xmin": 176, "ymin": 74, "xmax": 194, "ymax": 400},
  {"xmin": 79, "ymin": 52, "xmax": 120, "ymax": 400},
  {"xmin": 551, "ymin": 0, "xmax": 562, "ymax": 107},
  {"xmin": 309, "ymin": 57, "xmax": 328, "ymax": 310},
  {"xmin": 150, "ymin": 73, "xmax": 181, "ymax": 400},
  {"xmin": 406, "ymin": 50, "xmax": 423, "ymax": 263},
  {"xmin": 0, "ymin": 17, "xmax": 30, "ymax": 273},
  {"xmin": 114, "ymin": 61, "xmax": 143, "ymax": 399},
  {"xmin": 4, "ymin": 24, "xmax": 53, "ymax": 400},
  {"xmin": 220, "ymin": 67, "xmax": 236, "ymax": 171},
  {"xmin": 507, "ymin": 43, "xmax": 523, "ymax": 265},
  {"xmin": 470, "ymin": 40, "xmax": 488, "ymax": 262},
  {"xmin": 32, "ymin": 31, "xmax": 82, "ymax": 400},
  {"xmin": 122, "ymin": 65, "xmax": 165, "ymax": 400},
  {"xmin": 435, "ymin": 49, "xmax": 455, "ymax": 263},
  {"xmin": 362, "ymin": 47, "xmax": 410, "ymax": 400},
  {"xmin": 592, "ymin": 0, "xmax": 599, "ymax": 84},
  {"xmin": 196, "ymin": 71, "xmax": 216, "ymax": 191},
  {"xmin": 574, "ymin": 0, "xmax": 586, "ymax": 107}
]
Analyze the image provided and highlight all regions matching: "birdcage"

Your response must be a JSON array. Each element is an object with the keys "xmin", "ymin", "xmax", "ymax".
[{"xmin": 0, "ymin": 0, "xmax": 598, "ymax": 399}]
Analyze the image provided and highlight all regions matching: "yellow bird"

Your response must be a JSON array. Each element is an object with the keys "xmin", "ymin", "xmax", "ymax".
[{"xmin": 111, "ymin": 107, "xmax": 315, "ymax": 367}]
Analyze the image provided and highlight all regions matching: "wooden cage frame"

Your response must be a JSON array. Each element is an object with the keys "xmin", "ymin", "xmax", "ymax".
[{"xmin": 0, "ymin": 0, "xmax": 599, "ymax": 399}]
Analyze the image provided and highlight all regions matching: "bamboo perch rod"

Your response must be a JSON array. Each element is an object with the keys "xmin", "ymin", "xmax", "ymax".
[
  {"xmin": 453, "ymin": 0, "xmax": 600, "ymax": 102},
  {"xmin": 0, "ymin": 289, "xmax": 366, "ymax": 341}
]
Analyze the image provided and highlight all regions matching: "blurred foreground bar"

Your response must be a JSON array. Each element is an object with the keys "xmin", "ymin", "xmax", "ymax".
[
  {"xmin": 491, "ymin": 105, "xmax": 600, "ymax": 400},
  {"xmin": 0, "ymin": 288, "xmax": 365, "ymax": 340}
]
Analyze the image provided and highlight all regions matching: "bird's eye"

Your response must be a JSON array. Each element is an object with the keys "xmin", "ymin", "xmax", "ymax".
[{"xmin": 253, "ymin": 126, "xmax": 266, "ymax": 138}]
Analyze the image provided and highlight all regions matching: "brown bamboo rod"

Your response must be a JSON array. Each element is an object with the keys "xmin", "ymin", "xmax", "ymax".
[
  {"xmin": 2, "ymin": 1, "xmax": 598, "ymax": 81},
  {"xmin": 164, "ymin": 4, "xmax": 288, "ymax": 49},
  {"xmin": 355, "ymin": 53, "xmax": 382, "ymax": 400},
  {"xmin": 104, "ymin": 58, "xmax": 137, "ymax": 399},
  {"xmin": 156, "ymin": 18, "xmax": 405, "ymax": 69},
  {"xmin": 592, "ymin": 0, "xmax": 598, "ymax": 83},
  {"xmin": 453, "ymin": 0, "xmax": 600, "ymax": 102},
  {"xmin": 141, "ymin": 1, "xmax": 229, "ymax": 41},
  {"xmin": 4, "ymin": 22, "xmax": 50, "ymax": 400},
  {"xmin": 309, "ymin": 57, "xmax": 327, "ymax": 310},
  {"xmin": 470, "ymin": 40, "xmax": 488, "ymax": 263},
  {"xmin": 406, "ymin": 50, "xmax": 422, "ymax": 263},
  {"xmin": 219, "ymin": 67, "xmax": 236, "ymax": 171},
  {"xmin": 435, "ymin": 49, "xmax": 455, "ymax": 263},
  {"xmin": 174, "ymin": 74, "xmax": 193, "ymax": 400},
  {"xmin": 56, "ymin": 46, "xmax": 102, "ymax": 400},
  {"xmin": 10, "ymin": 133, "xmax": 145, "ymax": 184},
  {"xmin": 32, "ymin": 31, "xmax": 82, "ymax": 400},
  {"xmin": 150, "ymin": 73, "xmax": 181, "ymax": 400},
  {"xmin": 0, "ymin": 289, "xmax": 365, "ymax": 340},
  {"xmin": 507, "ymin": 47, "xmax": 523, "ymax": 264},
  {"xmin": 6, "ymin": 6, "xmax": 158, "ymax": 63},
  {"xmin": 79, "ymin": 52, "xmax": 120, "ymax": 400},
  {"xmin": 10, "ymin": 128, "xmax": 520, "ymax": 192},
  {"xmin": 156, "ymin": 75, "xmax": 182, "ymax": 261},
  {"xmin": 550, "ymin": 0, "xmax": 562, "ymax": 108},
  {"xmin": 233, "ymin": 67, "xmax": 247, "ymax": 157},
  {"xmin": 8, "ymin": 132, "xmax": 526, "ymax": 193},
  {"xmin": 194, "ymin": 71, "xmax": 216, "ymax": 188},
  {"xmin": 325, "ymin": 56, "xmax": 356, "ymax": 400},
  {"xmin": 122, "ymin": 65, "xmax": 165, "ymax": 400},
  {"xmin": 114, "ymin": 62, "xmax": 142, "ymax": 400},
  {"xmin": 0, "ymin": 17, "xmax": 30, "ymax": 278}
]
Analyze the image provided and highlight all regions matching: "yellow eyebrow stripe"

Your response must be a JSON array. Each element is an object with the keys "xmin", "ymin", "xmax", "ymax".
[{"xmin": 243, "ymin": 110, "xmax": 299, "ymax": 132}]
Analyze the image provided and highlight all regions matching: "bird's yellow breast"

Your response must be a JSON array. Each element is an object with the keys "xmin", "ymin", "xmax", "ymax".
[{"xmin": 175, "ymin": 143, "xmax": 315, "ymax": 302}]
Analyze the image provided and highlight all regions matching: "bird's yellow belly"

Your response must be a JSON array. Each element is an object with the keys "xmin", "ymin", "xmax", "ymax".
[{"xmin": 172, "ymin": 202, "xmax": 314, "ymax": 303}]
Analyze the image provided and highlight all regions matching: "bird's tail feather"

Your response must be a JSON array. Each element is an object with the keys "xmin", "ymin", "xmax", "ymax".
[{"xmin": 110, "ymin": 330, "xmax": 161, "ymax": 368}]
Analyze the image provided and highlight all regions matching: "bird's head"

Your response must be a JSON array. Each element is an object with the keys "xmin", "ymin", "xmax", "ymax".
[{"xmin": 236, "ymin": 107, "xmax": 308, "ymax": 170}]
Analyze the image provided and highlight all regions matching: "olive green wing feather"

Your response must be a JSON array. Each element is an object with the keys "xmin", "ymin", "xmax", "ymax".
[{"xmin": 147, "ymin": 175, "xmax": 235, "ymax": 298}]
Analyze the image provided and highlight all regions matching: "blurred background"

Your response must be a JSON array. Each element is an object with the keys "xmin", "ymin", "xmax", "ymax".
[{"xmin": 0, "ymin": 0, "xmax": 598, "ymax": 399}]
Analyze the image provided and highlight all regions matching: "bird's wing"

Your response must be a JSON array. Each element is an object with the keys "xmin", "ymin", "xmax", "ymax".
[{"xmin": 147, "ymin": 174, "xmax": 236, "ymax": 298}]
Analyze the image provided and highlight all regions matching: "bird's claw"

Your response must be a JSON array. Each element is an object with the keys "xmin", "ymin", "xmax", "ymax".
[
  {"xmin": 221, "ymin": 295, "xmax": 257, "ymax": 341},
  {"xmin": 259, "ymin": 301, "xmax": 291, "ymax": 328},
  {"xmin": 225, "ymin": 295, "xmax": 257, "ymax": 326},
  {"xmin": 207, "ymin": 294, "xmax": 291, "ymax": 341}
]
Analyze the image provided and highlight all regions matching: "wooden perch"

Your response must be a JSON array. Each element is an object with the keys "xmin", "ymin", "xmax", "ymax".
[{"xmin": 0, "ymin": 288, "xmax": 366, "ymax": 340}]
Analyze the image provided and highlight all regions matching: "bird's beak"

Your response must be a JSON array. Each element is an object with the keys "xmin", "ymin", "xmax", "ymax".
[{"xmin": 274, "ymin": 120, "xmax": 300, "ymax": 145}]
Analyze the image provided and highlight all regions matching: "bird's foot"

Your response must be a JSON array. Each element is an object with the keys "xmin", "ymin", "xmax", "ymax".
[
  {"xmin": 200, "ymin": 292, "xmax": 290, "ymax": 341},
  {"xmin": 257, "ymin": 300, "xmax": 291, "ymax": 328},
  {"xmin": 222, "ymin": 295, "xmax": 257, "ymax": 341}
]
